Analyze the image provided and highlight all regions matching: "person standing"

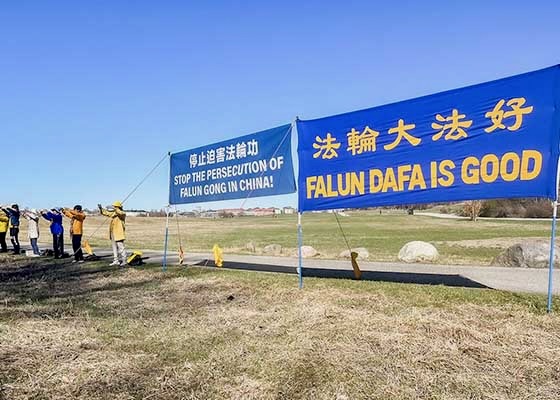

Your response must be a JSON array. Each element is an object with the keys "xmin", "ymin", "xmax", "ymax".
[
  {"xmin": 42, "ymin": 208, "xmax": 64, "ymax": 258},
  {"xmin": 2, "ymin": 204, "xmax": 21, "ymax": 254},
  {"xmin": 0, "ymin": 209, "xmax": 8, "ymax": 253},
  {"xmin": 62, "ymin": 205, "xmax": 86, "ymax": 263},
  {"xmin": 22, "ymin": 209, "xmax": 40, "ymax": 256},
  {"xmin": 99, "ymin": 201, "xmax": 127, "ymax": 266}
]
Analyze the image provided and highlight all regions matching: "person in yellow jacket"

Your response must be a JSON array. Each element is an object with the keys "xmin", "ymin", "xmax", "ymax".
[
  {"xmin": 0, "ymin": 210, "xmax": 8, "ymax": 253},
  {"xmin": 62, "ymin": 205, "xmax": 86, "ymax": 263},
  {"xmin": 98, "ymin": 201, "xmax": 127, "ymax": 267}
]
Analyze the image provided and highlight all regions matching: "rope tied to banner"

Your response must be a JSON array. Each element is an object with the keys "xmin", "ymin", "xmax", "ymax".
[
  {"xmin": 334, "ymin": 211, "xmax": 362, "ymax": 280},
  {"xmin": 81, "ymin": 152, "xmax": 170, "ymax": 255}
]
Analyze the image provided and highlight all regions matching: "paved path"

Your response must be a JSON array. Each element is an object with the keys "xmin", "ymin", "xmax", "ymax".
[
  {"xmin": 99, "ymin": 249, "xmax": 558, "ymax": 296},
  {"xmin": 19, "ymin": 243, "xmax": 559, "ymax": 295},
  {"xmin": 415, "ymin": 212, "xmax": 554, "ymax": 222}
]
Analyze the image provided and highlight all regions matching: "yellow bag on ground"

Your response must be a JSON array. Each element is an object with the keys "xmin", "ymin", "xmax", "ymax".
[
  {"xmin": 127, "ymin": 251, "xmax": 144, "ymax": 266},
  {"xmin": 212, "ymin": 244, "xmax": 223, "ymax": 267},
  {"xmin": 350, "ymin": 251, "xmax": 362, "ymax": 280}
]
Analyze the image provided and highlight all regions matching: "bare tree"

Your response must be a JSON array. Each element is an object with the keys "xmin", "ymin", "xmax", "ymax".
[{"xmin": 464, "ymin": 200, "xmax": 482, "ymax": 221}]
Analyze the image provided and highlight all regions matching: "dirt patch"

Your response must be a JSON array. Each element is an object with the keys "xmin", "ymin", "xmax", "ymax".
[{"xmin": 438, "ymin": 237, "xmax": 550, "ymax": 249}]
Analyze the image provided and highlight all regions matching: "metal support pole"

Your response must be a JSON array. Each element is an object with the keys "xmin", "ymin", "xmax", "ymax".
[
  {"xmin": 547, "ymin": 200, "xmax": 558, "ymax": 313},
  {"xmin": 297, "ymin": 212, "xmax": 303, "ymax": 289},
  {"xmin": 163, "ymin": 206, "xmax": 170, "ymax": 272}
]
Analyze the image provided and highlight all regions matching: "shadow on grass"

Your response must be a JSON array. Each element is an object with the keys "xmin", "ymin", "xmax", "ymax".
[
  {"xmin": 0, "ymin": 258, "xmax": 179, "ymax": 310},
  {"xmin": 193, "ymin": 259, "xmax": 489, "ymax": 289}
]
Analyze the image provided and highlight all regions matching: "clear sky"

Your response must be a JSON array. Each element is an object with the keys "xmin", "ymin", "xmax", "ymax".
[{"xmin": 1, "ymin": 1, "xmax": 559, "ymax": 211}]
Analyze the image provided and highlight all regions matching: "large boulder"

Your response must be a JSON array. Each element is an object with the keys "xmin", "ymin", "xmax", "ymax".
[
  {"xmin": 398, "ymin": 241, "xmax": 439, "ymax": 263},
  {"xmin": 492, "ymin": 241, "xmax": 560, "ymax": 268},
  {"xmin": 339, "ymin": 247, "xmax": 369, "ymax": 260},
  {"xmin": 300, "ymin": 245, "xmax": 319, "ymax": 258},
  {"xmin": 263, "ymin": 244, "xmax": 282, "ymax": 256}
]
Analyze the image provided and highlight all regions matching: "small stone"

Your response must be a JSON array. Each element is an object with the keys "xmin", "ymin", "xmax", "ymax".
[
  {"xmin": 263, "ymin": 244, "xmax": 282, "ymax": 256},
  {"xmin": 300, "ymin": 245, "xmax": 319, "ymax": 258}
]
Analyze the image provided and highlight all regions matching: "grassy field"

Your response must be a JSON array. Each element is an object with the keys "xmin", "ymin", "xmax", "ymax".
[
  {"xmin": 1, "ymin": 253, "xmax": 559, "ymax": 399},
  {"xmin": 25, "ymin": 210, "xmax": 553, "ymax": 265}
]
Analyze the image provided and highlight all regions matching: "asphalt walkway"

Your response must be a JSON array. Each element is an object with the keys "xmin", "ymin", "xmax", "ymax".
[
  {"xmin": 19, "ymin": 243, "xmax": 558, "ymax": 295},
  {"xmin": 117, "ymin": 249, "xmax": 559, "ymax": 295}
]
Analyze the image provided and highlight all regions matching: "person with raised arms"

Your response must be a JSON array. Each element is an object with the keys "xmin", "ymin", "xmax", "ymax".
[
  {"xmin": 41, "ymin": 208, "xmax": 64, "ymax": 259},
  {"xmin": 22, "ymin": 209, "xmax": 41, "ymax": 257},
  {"xmin": 62, "ymin": 205, "xmax": 86, "ymax": 263},
  {"xmin": 98, "ymin": 201, "xmax": 127, "ymax": 267},
  {"xmin": 1, "ymin": 204, "xmax": 21, "ymax": 254}
]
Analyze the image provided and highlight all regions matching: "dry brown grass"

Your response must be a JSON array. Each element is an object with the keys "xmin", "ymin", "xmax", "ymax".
[{"xmin": 1, "ymin": 253, "xmax": 559, "ymax": 399}]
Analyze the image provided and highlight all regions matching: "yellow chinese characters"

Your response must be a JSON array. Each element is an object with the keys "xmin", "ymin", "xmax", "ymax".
[
  {"xmin": 432, "ymin": 109, "xmax": 473, "ymax": 141},
  {"xmin": 313, "ymin": 133, "xmax": 341, "ymax": 159},
  {"xmin": 485, "ymin": 97, "xmax": 533, "ymax": 133},
  {"xmin": 384, "ymin": 119, "xmax": 420, "ymax": 150},
  {"xmin": 347, "ymin": 126, "xmax": 380, "ymax": 155}
]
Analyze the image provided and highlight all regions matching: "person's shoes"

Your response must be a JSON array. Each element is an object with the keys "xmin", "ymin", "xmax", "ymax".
[
  {"xmin": 78, "ymin": 260, "xmax": 85, "ymax": 264},
  {"xmin": 72, "ymin": 260, "xmax": 78, "ymax": 263},
  {"xmin": 109, "ymin": 260, "xmax": 120, "ymax": 266}
]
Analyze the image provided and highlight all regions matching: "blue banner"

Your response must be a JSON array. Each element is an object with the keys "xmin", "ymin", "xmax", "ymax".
[
  {"xmin": 169, "ymin": 124, "xmax": 295, "ymax": 205},
  {"xmin": 297, "ymin": 65, "xmax": 560, "ymax": 212}
]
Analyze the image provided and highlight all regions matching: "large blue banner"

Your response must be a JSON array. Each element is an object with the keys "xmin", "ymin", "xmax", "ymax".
[
  {"xmin": 170, "ymin": 124, "xmax": 295, "ymax": 205},
  {"xmin": 297, "ymin": 65, "xmax": 560, "ymax": 212}
]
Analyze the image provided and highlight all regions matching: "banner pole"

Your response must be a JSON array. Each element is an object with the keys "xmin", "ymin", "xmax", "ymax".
[
  {"xmin": 297, "ymin": 212, "xmax": 303, "ymax": 289},
  {"xmin": 163, "ymin": 151, "xmax": 172, "ymax": 272},
  {"xmin": 547, "ymin": 200, "xmax": 558, "ymax": 313},
  {"xmin": 163, "ymin": 205, "xmax": 170, "ymax": 272},
  {"xmin": 546, "ymin": 154, "xmax": 560, "ymax": 313}
]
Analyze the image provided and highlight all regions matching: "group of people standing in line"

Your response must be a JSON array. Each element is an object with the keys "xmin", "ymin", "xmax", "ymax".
[{"xmin": 0, "ymin": 201, "xmax": 129, "ymax": 266}]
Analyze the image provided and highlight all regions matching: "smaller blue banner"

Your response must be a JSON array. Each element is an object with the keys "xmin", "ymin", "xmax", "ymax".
[{"xmin": 169, "ymin": 124, "xmax": 295, "ymax": 205}]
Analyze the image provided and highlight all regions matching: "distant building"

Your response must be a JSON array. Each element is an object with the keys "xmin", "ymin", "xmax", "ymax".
[
  {"xmin": 220, "ymin": 208, "xmax": 245, "ymax": 217},
  {"xmin": 124, "ymin": 210, "xmax": 149, "ymax": 217},
  {"xmin": 250, "ymin": 207, "xmax": 275, "ymax": 217},
  {"xmin": 283, "ymin": 206, "xmax": 296, "ymax": 214},
  {"xmin": 200, "ymin": 210, "xmax": 220, "ymax": 218}
]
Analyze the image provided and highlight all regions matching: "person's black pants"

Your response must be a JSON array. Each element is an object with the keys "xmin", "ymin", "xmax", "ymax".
[
  {"xmin": 0, "ymin": 232, "xmax": 7, "ymax": 252},
  {"xmin": 72, "ymin": 234, "xmax": 83, "ymax": 261},
  {"xmin": 9, "ymin": 227, "xmax": 20, "ymax": 254},
  {"xmin": 53, "ymin": 234, "xmax": 64, "ymax": 258}
]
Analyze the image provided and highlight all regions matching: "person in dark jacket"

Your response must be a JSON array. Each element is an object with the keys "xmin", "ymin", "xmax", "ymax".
[
  {"xmin": 42, "ymin": 208, "xmax": 64, "ymax": 258},
  {"xmin": 1, "ymin": 204, "xmax": 21, "ymax": 254}
]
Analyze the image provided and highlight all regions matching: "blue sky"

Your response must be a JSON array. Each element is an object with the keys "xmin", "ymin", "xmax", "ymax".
[{"xmin": 1, "ymin": 1, "xmax": 559, "ymax": 211}]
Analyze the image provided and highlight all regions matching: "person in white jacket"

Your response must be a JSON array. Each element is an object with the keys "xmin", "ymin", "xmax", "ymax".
[{"xmin": 22, "ymin": 209, "xmax": 40, "ymax": 256}]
